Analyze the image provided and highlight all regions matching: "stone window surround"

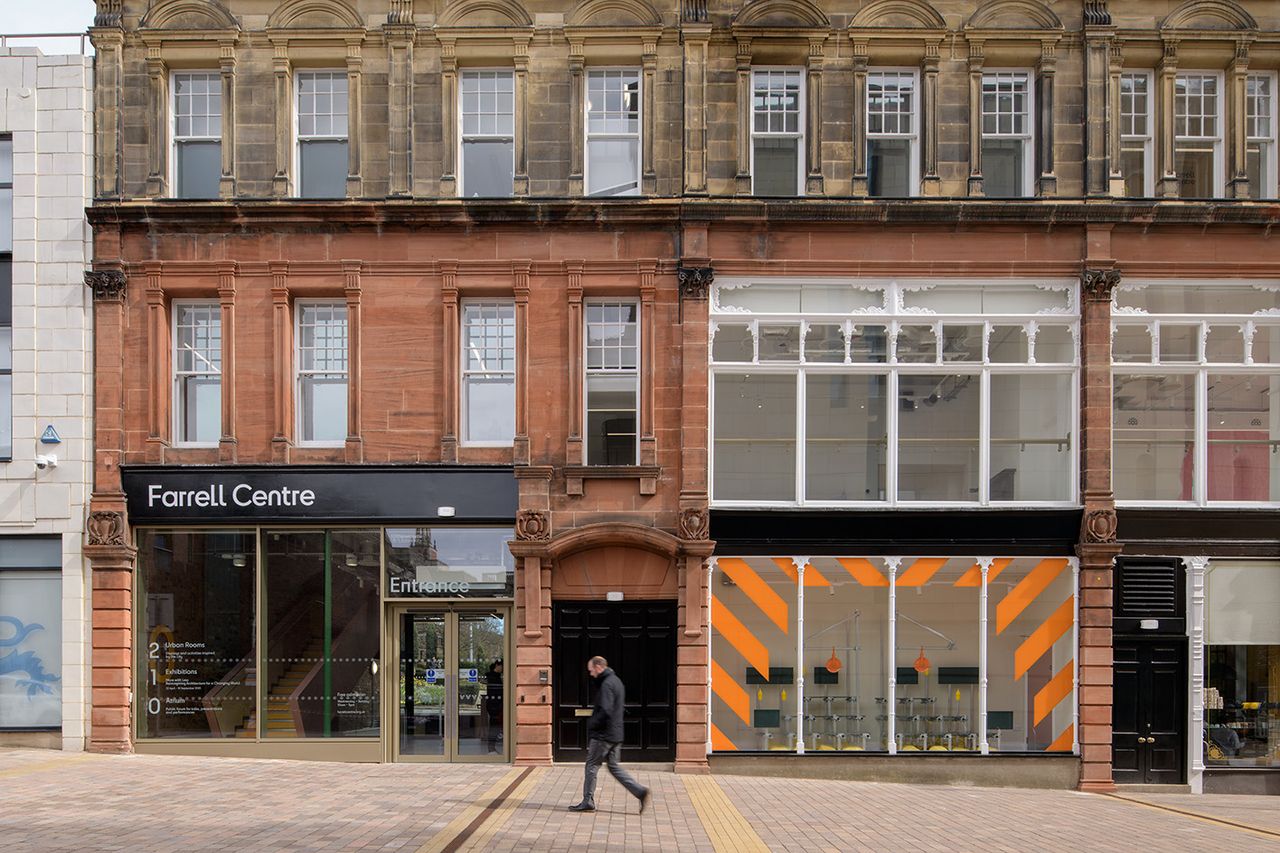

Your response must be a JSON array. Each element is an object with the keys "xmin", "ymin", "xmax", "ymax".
[{"xmin": 266, "ymin": 34, "xmax": 365, "ymax": 199}]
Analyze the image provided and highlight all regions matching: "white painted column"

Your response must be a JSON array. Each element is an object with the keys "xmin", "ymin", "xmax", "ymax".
[
  {"xmin": 978, "ymin": 557, "xmax": 992, "ymax": 754},
  {"xmin": 706, "ymin": 558, "xmax": 715, "ymax": 756},
  {"xmin": 1186, "ymin": 555, "xmax": 1208, "ymax": 794},
  {"xmin": 886, "ymin": 557, "xmax": 900, "ymax": 754},
  {"xmin": 1071, "ymin": 557, "xmax": 1081, "ymax": 753},
  {"xmin": 795, "ymin": 556, "xmax": 807, "ymax": 754}
]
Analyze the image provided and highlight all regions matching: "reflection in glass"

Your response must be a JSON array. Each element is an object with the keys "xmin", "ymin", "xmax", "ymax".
[
  {"xmin": 895, "ymin": 325, "xmax": 936, "ymax": 363},
  {"xmin": 586, "ymin": 375, "xmax": 638, "ymax": 465},
  {"xmin": 713, "ymin": 373, "xmax": 796, "ymax": 501},
  {"xmin": 1034, "ymin": 326, "xmax": 1075, "ymax": 363},
  {"xmin": 753, "ymin": 137, "xmax": 799, "ymax": 196},
  {"xmin": 1207, "ymin": 644, "xmax": 1280, "ymax": 767},
  {"xmin": 384, "ymin": 527, "xmax": 515, "ymax": 598},
  {"xmin": 989, "ymin": 374, "xmax": 1073, "ymax": 501},
  {"xmin": 803, "ymin": 324, "xmax": 845, "ymax": 363},
  {"xmin": 1116, "ymin": 285, "xmax": 1280, "ymax": 315},
  {"xmin": 138, "ymin": 531, "xmax": 256, "ymax": 738},
  {"xmin": 989, "ymin": 325, "xmax": 1027, "ymax": 363},
  {"xmin": 758, "ymin": 325, "xmax": 800, "ymax": 361},
  {"xmin": 0, "ymin": 571, "xmax": 61, "ymax": 727},
  {"xmin": 400, "ymin": 613, "xmax": 445, "ymax": 756},
  {"xmin": 805, "ymin": 374, "xmax": 886, "ymax": 501},
  {"xmin": 299, "ymin": 140, "xmax": 348, "ymax": 199},
  {"xmin": 898, "ymin": 374, "xmax": 979, "ymax": 501},
  {"xmin": 1207, "ymin": 374, "xmax": 1280, "ymax": 502},
  {"xmin": 1112, "ymin": 325, "xmax": 1153, "ymax": 363},
  {"xmin": 1175, "ymin": 146, "xmax": 1216, "ymax": 197},
  {"xmin": 457, "ymin": 613, "xmax": 506, "ymax": 756},
  {"xmin": 461, "ymin": 141, "xmax": 514, "ymax": 198},
  {"xmin": 941, "ymin": 325, "xmax": 982, "ymax": 362},
  {"xmin": 1205, "ymin": 325, "xmax": 1244, "ymax": 362},
  {"xmin": 1113, "ymin": 374, "xmax": 1195, "ymax": 501},
  {"xmin": 1159, "ymin": 324, "xmax": 1201, "ymax": 363},
  {"xmin": 868, "ymin": 138, "xmax": 911, "ymax": 197},
  {"xmin": 712, "ymin": 324, "xmax": 755, "ymax": 362},
  {"xmin": 982, "ymin": 139, "xmax": 1025, "ymax": 198}
]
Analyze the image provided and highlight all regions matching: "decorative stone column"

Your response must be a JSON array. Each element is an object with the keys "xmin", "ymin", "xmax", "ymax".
[
  {"xmin": 568, "ymin": 42, "xmax": 585, "ymax": 196},
  {"xmin": 269, "ymin": 262, "xmax": 292, "ymax": 462},
  {"xmin": 676, "ymin": 512, "xmax": 713, "ymax": 773},
  {"xmin": 271, "ymin": 42, "xmax": 292, "ymax": 197},
  {"xmin": 1158, "ymin": 40, "xmax": 1179, "ymax": 198},
  {"xmin": 343, "ymin": 261, "xmax": 363, "ymax": 462},
  {"xmin": 440, "ymin": 261, "xmax": 459, "ymax": 462},
  {"xmin": 1107, "ymin": 39, "xmax": 1125, "ymax": 196},
  {"xmin": 920, "ymin": 41, "xmax": 941, "ymax": 196},
  {"xmin": 345, "ymin": 39, "xmax": 364, "ymax": 198},
  {"xmin": 851, "ymin": 44, "xmax": 869, "ymax": 197},
  {"xmin": 642, "ymin": 40, "xmax": 658, "ymax": 195},
  {"xmin": 734, "ymin": 39, "xmax": 753, "ymax": 196},
  {"xmin": 1083, "ymin": 1, "xmax": 1115, "ymax": 196},
  {"xmin": 145, "ymin": 48, "xmax": 167, "ymax": 197},
  {"xmin": 89, "ymin": 23, "xmax": 124, "ymax": 199},
  {"xmin": 967, "ymin": 40, "xmax": 985, "ymax": 197},
  {"xmin": 1228, "ymin": 42, "xmax": 1251, "ymax": 199},
  {"xmin": 386, "ymin": 23, "xmax": 416, "ymax": 198},
  {"xmin": 681, "ymin": 23, "xmax": 711, "ymax": 195},
  {"xmin": 143, "ymin": 264, "xmax": 166, "ymax": 462},
  {"xmin": 218, "ymin": 40, "xmax": 236, "ymax": 199},
  {"xmin": 565, "ymin": 262, "xmax": 584, "ymax": 466},
  {"xmin": 513, "ymin": 262, "xmax": 531, "ymax": 465},
  {"xmin": 440, "ymin": 38, "xmax": 458, "ymax": 197},
  {"xmin": 1037, "ymin": 41, "xmax": 1058, "ymax": 197},
  {"xmin": 513, "ymin": 39, "xmax": 531, "ymax": 197},
  {"xmin": 805, "ymin": 38, "xmax": 825, "ymax": 196},
  {"xmin": 1185, "ymin": 555, "xmax": 1208, "ymax": 794},
  {"xmin": 509, "ymin": 473, "xmax": 553, "ymax": 767},
  {"xmin": 217, "ymin": 263, "xmax": 237, "ymax": 461},
  {"xmin": 1077, "ymin": 263, "xmax": 1123, "ymax": 793}
]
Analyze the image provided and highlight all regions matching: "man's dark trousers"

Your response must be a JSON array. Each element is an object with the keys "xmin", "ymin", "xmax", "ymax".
[{"xmin": 581, "ymin": 737, "xmax": 645, "ymax": 806}]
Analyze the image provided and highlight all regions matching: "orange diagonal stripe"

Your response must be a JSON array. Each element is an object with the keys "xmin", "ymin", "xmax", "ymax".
[
  {"xmin": 1033, "ymin": 661, "xmax": 1075, "ymax": 726},
  {"xmin": 711, "ymin": 659, "xmax": 751, "ymax": 726},
  {"xmin": 710, "ymin": 722, "xmax": 739, "ymax": 752},
  {"xmin": 774, "ymin": 557, "xmax": 832, "ymax": 587},
  {"xmin": 837, "ymin": 557, "xmax": 890, "ymax": 587},
  {"xmin": 1046, "ymin": 724, "xmax": 1074, "ymax": 753},
  {"xmin": 718, "ymin": 558, "xmax": 789, "ymax": 633},
  {"xmin": 997, "ymin": 558, "xmax": 1069, "ymax": 633},
  {"xmin": 711, "ymin": 594, "xmax": 770, "ymax": 677},
  {"xmin": 896, "ymin": 558, "xmax": 948, "ymax": 587},
  {"xmin": 1014, "ymin": 595, "xmax": 1075, "ymax": 680},
  {"xmin": 955, "ymin": 558, "xmax": 1014, "ymax": 587}
]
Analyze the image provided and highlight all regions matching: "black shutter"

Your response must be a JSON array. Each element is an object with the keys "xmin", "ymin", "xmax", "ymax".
[{"xmin": 1115, "ymin": 558, "xmax": 1185, "ymax": 634}]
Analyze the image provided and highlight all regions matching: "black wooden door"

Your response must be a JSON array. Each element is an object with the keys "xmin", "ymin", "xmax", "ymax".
[
  {"xmin": 552, "ymin": 601, "xmax": 676, "ymax": 762},
  {"xmin": 1113, "ymin": 638, "xmax": 1187, "ymax": 784}
]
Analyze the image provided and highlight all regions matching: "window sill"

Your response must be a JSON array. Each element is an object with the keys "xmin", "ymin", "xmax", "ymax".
[{"xmin": 564, "ymin": 465, "xmax": 659, "ymax": 497}]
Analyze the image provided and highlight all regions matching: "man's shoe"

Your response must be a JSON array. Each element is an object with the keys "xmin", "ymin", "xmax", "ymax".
[
  {"xmin": 638, "ymin": 788, "xmax": 651, "ymax": 814},
  {"xmin": 568, "ymin": 802, "xmax": 595, "ymax": 812}
]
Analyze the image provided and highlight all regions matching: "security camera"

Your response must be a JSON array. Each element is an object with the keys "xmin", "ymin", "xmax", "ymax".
[{"xmin": 34, "ymin": 454, "xmax": 57, "ymax": 470}]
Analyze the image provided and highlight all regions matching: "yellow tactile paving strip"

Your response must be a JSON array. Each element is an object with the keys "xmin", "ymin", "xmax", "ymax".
[
  {"xmin": 0, "ymin": 753, "xmax": 98, "ymax": 779},
  {"xmin": 415, "ymin": 767, "xmax": 526, "ymax": 853},
  {"xmin": 454, "ymin": 767, "xmax": 544, "ymax": 851},
  {"xmin": 682, "ymin": 774, "xmax": 770, "ymax": 853},
  {"xmin": 1105, "ymin": 793, "xmax": 1280, "ymax": 841}
]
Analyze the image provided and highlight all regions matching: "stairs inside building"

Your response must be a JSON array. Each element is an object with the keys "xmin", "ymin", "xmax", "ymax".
[{"xmin": 236, "ymin": 643, "xmax": 323, "ymax": 738}]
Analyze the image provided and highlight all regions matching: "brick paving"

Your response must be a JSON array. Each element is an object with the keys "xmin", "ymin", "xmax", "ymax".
[{"xmin": 0, "ymin": 748, "xmax": 1277, "ymax": 852}]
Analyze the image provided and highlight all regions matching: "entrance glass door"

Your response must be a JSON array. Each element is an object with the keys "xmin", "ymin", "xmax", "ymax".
[{"xmin": 394, "ymin": 609, "xmax": 507, "ymax": 762}]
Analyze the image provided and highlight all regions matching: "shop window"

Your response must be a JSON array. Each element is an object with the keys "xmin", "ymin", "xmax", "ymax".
[
  {"xmin": 137, "ymin": 530, "xmax": 256, "ymax": 738},
  {"xmin": 263, "ymin": 530, "xmax": 380, "ymax": 738},
  {"xmin": 295, "ymin": 301, "xmax": 348, "ymax": 445},
  {"xmin": 0, "ymin": 537, "xmax": 61, "ymax": 729},
  {"xmin": 584, "ymin": 301, "xmax": 639, "ymax": 465},
  {"xmin": 461, "ymin": 301, "xmax": 516, "ymax": 445},
  {"xmin": 459, "ymin": 70, "xmax": 514, "ymax": 198},
  {"xmin": 171, "ymin": 71, "xmax": 221, "ymax": 199},
  {"xmin": 710, "ymin": 279, "xmax": 1077, "ymax": 507},
  {"xmin": 1113, "ymin": 281, "xmax": 1280, "ymax": 505},
  {"xmin": 708, "ymin": 555, "xmax": 1077, "ymax": 755},
  {"xmin": 866, "ymin": 71, "xmax": 918, "ymax": 198},
  {"xmin": 384, "ymin": 527, "xmax": 515, "ymax": 598},
  {"xmin": 1205, "ymin": 561, "xmax": 1280, "ymax": 768},
  {"xmin": 585, "ymin": 69, "xmax": 641, "ymax": 197},
  {"xmin": 0, "ymin": 136, "xmax": 10, "ymax": 460},
  {"xmin": 1119, "ymin": 72, "xmax": 1154, "ymax": 197},
  {"xmin": 296, "ymin": 71, "xmax": 349, "ymax": 199},
  {"xmin": 172, "ymin": 301, "xmax": 221, "ymax": 445},
  {"xmin": 751, "ymin": 69, "xmax": 804, "ymax": 196},
  {"xmin": 981, "ymin": 72, "xmax": 1033, "ymax": 198},
  {"xmin": 1247, "ymin": 73, "xmax": 1277, "ymax": 200},
  {"xmin": 1174, "ymin": 74, "xmax": 1222, "ymax": 198}
]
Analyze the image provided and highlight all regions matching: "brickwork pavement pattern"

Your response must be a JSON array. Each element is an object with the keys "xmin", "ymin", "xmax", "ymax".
[{"xmin": 1, "ymin": 749, "xmax": 1277, "ymax": 852}]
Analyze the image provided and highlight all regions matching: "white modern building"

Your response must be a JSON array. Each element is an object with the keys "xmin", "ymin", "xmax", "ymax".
[{"xmin": 0, "ymin": 38, "xmax": 94, "ymax": 751}]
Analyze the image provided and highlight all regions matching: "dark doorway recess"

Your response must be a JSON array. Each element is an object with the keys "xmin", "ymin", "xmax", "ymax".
[
  {"xmin": 1113, "ymin": 638, "xmax": 1187, "ymax": 785},
  {"xmin": 552, "ymin": 601, "xmax": 676, "ymax": 763}
]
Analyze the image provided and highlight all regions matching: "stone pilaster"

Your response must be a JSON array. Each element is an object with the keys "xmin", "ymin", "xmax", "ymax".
[
  {"xmin": 681, "ymin": 24, "xmax": 711, "ymax": 195},
  {"xmin": 1083, "ymin": 2, "xmax": 1115, "ymax": 196}
]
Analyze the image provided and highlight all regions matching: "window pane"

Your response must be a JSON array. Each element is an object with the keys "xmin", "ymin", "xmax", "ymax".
[
  {"xmin": 942, "ymin": 324, "xmax": 982, "ymax": 362},
  {"xmin": 0, "ymin": 188, "xmax": 11, "ymax": 252},
  {"xmin": 990, "ymin": 374, "xmax": 1073, "ymax": 501},
  {"xmin": 265, "ymin": 530, "xmax": 380, "ymax": 738},
  {"xmin": 0, "ymin": 374, "xmax": 10, "ymax": 458},
  {"xmin": 586, "ymin": 375, "xmax": 637, "ymax": 465},
  {"xmin": 1253, "ymin": 326, "xmax": 1280, "ymax": 364},
  {"xmin": 988, "ymin": 558, "xmax": 1076, "ymax": 751},
  {"xmin": 717, "ymin": 283, "xmax": 884, "ymax": 314},
  {"xmin": 179, "ymin": 376, "xmax": 221, "ymax": 444},
  {"xmin": 868, "ymin": 138, "xmax": 911, "ymax": 197},
  {"xmin": 138, "ymin": 531, "xmax": 256, "ymax": 738},
  {"xmin": 299, "ymin": 140, "xmax": 348, "ymax": 199},
  {"xmin": 461, "ymin": 140, "xmax": 514, "ymax": 198},
  {"xmin": 904, "ymin": 285, "xmax": 1070, "ymax": 315},
  {"xmin": 849, "ymin": 325, "xmax": 888, "ymax": 363},
  {"xmin": 301, "ymin": 375, "xmax": 348, "ymax": 443},
  {"xmin": 803, "ymin": 323, "xmax": 845, "ymax": 363},
  {"xmin": 989, "ymin": 325, "xmax": 1028, "ymax": 363},
  {"xmin": 1035, "ymin": 326, "xmax": 1075, "ymax": 363},
  {"xmin": 176, "ymin": 141, "xmax": 221, "ymax": 199},
  {"xmin": 753, "ymin": 138, "xmax": 799, "ymax": 196},
  {"xmin": 713, "ymin": 373, "xmax": 796, "ymax": 501},
  {"xmin": 895, "ymin": 325, "xmax": 936, "ymax": 363},
  {"xmin": 1117, "ymin": 285, "xmax": 1280, "ymax": 315},
  {"xmin": 1207, "ymin": 374, "xmax": 1280, "ymax": 502},
  {"xmin": 1113, "ymin": 326, "xmax": 1153, "ymax": 363},
  {"xmin": 586, "ymin": 139, "xmax": 639, "ymax": 196},
  {"xmin": 1207, "ymin": 643, "xmax": 1280, "ymax": 768},
  {"xmin": 1247, "ymin": 143, "xmax": 1270, "ymax": 199},
  {"xmin": 385, "ymin": 527, "xmax": 515, "ymax": 598},
  {"xmin": 1159, "ymin": 324, "xmax": 1201, "ymax": 363},
  {"xmin": 0, "ymin": 572, "xmax": 60, "ymax": 727},
  {"xmin": 1120, "ymin": 145, "xmax": 1147, "ymax": 197},
  {"xmin": 898, "ymin": 373, "xmax": 979, "ymax": 501},
  {"xmin": 712, "ymin": 324, "xmax": 754, "ymax": 362},
  {"xmin": 805, "ymin": 374, "xmax": 886, "ymax": 501},
  {"xmin": 982, "ymin": 139, "xmax": 1025, "ymax": 198},
  {"xmin": 758, "ymin": 324, "xmax": 800, "ymax": 361},
  {"xmin": 464, "ymin": 376, "xmax": 516, "ymax": 443},
  {"xmin": 709, "ymin": 558, "xmax": 797, "ymax": 751},
  {"xmin": 0, "ymin": 328, "xmax": 10, "ymax": 371},
  {"xmin": 1206, "ymin": 325, "xmax": 1245, "ymax": 362},
  {"xmin": 1113, "ymin": 374, "xmax": 1195, "ymax": 501},
  {"xmin": 0, "ymin": 137, "xmax": 12, "ymax": 183},
  {"xmin": 1175, "ymin": 145, "xmax": 1216, "ymax": 197}
]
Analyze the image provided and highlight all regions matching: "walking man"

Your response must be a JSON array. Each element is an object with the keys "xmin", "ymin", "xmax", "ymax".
[{"xmin": 568, "ymin": 656, "xmax": 651, "ymax": 813}]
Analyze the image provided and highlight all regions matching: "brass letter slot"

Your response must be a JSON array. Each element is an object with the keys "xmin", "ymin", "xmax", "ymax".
[{"xmin": 574, "ymin": 708, "xmax": 593, "ymax": 717}]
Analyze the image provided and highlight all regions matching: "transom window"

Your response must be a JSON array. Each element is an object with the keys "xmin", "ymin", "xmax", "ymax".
[
  {"xmin": 1119, "ymin": 72, "xmax": 1153, "ymax": 197},
  {"xmin": 296, "ymin": 302, "xmax": 348, "ymax": 445},
  {"xmin": 751, "ymin": 69, "xmax": 804, "ymax": 197},
  {"xmin": 585, "ymin": 301, "xmax": 639, "ymax": 465},
  {"xmin": 462, "ymin": 300, "xmax": 516, "ymax": 445},
  {"xmin": 586, "ymin": 69, "xmax": 641, "ymax": 197},
  {"xmin": 981, "ymin": 72, "xmax": 1033, "ymax": 198},
  {"xmin": 1113, "ymin": 281, "xmax": 1280, "ymax": 505},
  {"xmin": 866, "ymin": 71, "xmax": 918, "ymax": 198},
  {"xmin": 1247, "ymin": 73, "xmax": 1277, "ymax": 199},
  {"xmin": 171, "ymin": 71, "xmax": 221, "ymax": 199},
  {"xmin": 172, "ymin": 302, "xmax": 221, "ymax": 445},
  {"xmin": 1175, "ymin": 73, "xmax": 1222, "ymax": 197},
  {"xmin": 710, "ymin": 279, "xmax": 1078, "ymax": 507},
  {"xmin": 295, "ymin": 71, "xmax": 349, "ymax": 199},
  {"xmin": 460, "ymin": 70, "xmax": 515, "ymax": 198}
]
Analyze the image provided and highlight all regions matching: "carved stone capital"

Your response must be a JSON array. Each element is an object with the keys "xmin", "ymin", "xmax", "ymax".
[
  {"xmin": 1082, "ymin": 508, "xmax": 1117, "ymax": 544},
  {"xmin": 1083, "ymin": 1, "xmax": 1111, "ymax": 27},
  {"xmin": 1081, "ymin": 268, "xmax": 1121, "ymax": 303},
  {"xmin": 677, "ymin": 266, "xmax": 713, "ymax": 301},
  {"xmin": 515, "ymin": 509, "xmax": 550, "ymax": 541},
  {"xmin": 388, "ymin": 0, "xmax": 413, "ymax": 25},
  {"xmin": 85, "ymin": 269, "xmax": 127, "ymax": 302},
  {"xmin": 95, "ymin": 0, "xmax": 123, "ymax": 27},
  {"xmin": 87, "ymin": 511, "xmax": 128, "ymax": 547},
  {"xmin": 678, "ymin": 507, "xmax": 710, "ymax": 541}
]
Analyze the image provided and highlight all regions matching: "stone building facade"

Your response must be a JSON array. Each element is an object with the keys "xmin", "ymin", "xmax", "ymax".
[{"xmin": 85, "ymin": 0, "xmax": 1280, "ymax": 793}]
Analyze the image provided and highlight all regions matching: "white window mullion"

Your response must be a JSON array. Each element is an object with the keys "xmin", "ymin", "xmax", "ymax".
[
  {"xmin": 886, "ymin": 369, "xmax": 899, "ymax": 504},
  {"xmin": 795, "ymin": 369, "xmax": 806, "ymax": 504},
  {"xmin": 978, "ymin": 369, "xmax": 991, "ymax": 505},
  {"xmin": 1194, "ymin": 368, "xmax": 1208, "ymax": 505}
]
